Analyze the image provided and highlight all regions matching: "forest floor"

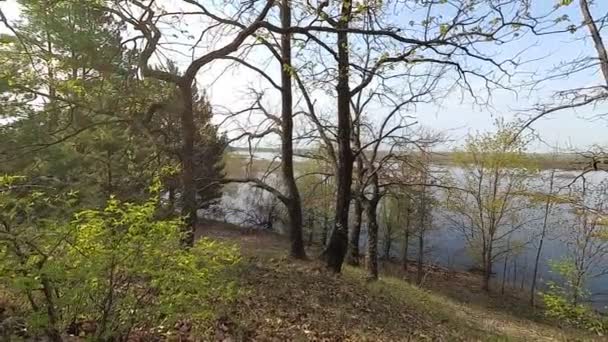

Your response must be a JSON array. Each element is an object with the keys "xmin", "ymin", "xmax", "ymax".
[{"xmin": 197, "ymin": 220, "xmax": 600, "ymax": 342}]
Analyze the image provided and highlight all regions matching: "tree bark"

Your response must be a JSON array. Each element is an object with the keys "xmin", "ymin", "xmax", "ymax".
[
  {"xmin": 416, "ymin": 230, "xmax": 424, "ymax": 285},
  {"xmin": 105, "ymin": 150, "xmax": 113, "ymax": 198},
  {"xmin": 322, "ymin": 214, "xmax": 328, "ymax": 245},
  {"xmin": 346, "ymin": 195, "xmax": 363, "ymax": 265},
  {"xmin": 178, "ymin": 83, "xmax": 197, "ymax": 247},
  {"xmin": 280, "ymin": 0, "xmax": 306, "ymax": 259},
  {"xmin": 530, "ymin": 170, "xmax": 555, "ymax": 306},
  {"xmin": 512, "ymin": 258, "xmax": 518, "ymax": 288},
  {"xmin": 168, "ymin": 185, "xmax": 176, "ymax": 213},
  {"xmin": 383, "ymin": 231, "xmax": 392, "ymax": 260},
  {"xmin": 40, "ymin": 276, "xmax": 61, "ymax": 342},
  {"xmin": 346, "ymin": 127, "xmax": 364, "ymax": 266},
  {"xmin": 365, "ymin": 198, "xmax": 379, "ymax": 280},
  {"xmin": 483, "ymin": 243, "xmax": 493, "ymax": 292},
  {"xmin": 580, "ymin": 0, "xmax": 608, "ymax": 86},
  {"xmin": 45, "ymin": 22, "xmax": 58, "ymax": 131},
  {"xmin": 323, "ymin": 0, "xmax": 353, "ymax": 273},
  {"xmin": 402, "ymin": 206, "xmax": 411, "ymax": 271},
  {"xmin": 402, "ymin": 229, "xmax": 409, "ymax": 271},
  {"xmin": 416, "ymin": 178, "xmax": 426, "ymax": 285},
  {"xmin": 501, "ymin": 252, "xmax": 509, "ymax": 295}
]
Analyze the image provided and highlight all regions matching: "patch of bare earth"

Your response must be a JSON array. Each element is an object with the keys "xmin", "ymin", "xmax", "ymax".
[{"xmin": 198, "ymin": 223, "xmax": 483, "ymax": 341}]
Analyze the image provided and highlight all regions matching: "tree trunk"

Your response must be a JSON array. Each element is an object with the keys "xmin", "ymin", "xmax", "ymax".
[
  {"xmin": 416, "ymin": 231, "xmax": 424, "ymax": 285},
  {"xmin": 580, "ymin": 0, "xmax": 608, "ymax": 86},
  {"xmin": 365, "ymin": 199, "xmax": 379, "ymax": 280},
  {"xmin": 323, "ymin": 0, "xmax": 353, "ymax": 273},
  {"xmin": 321, "ymin": 214, "xmax": 328, "ymax": 245},
  {"xmin": 40, "ymin": 276, "xmax": 61, "ymax": 342},
  {"xmin": 402, "ymin": 207, "xmax": 411, "ymax": 271},
  {"xmin": 307, "ymin": 214, "xmax": 314, "ymax": 246},
  {"xmin": 178, "ymin": 83, "xmax": 197, "ymax": 247},
  {"xmin": 308, "ymin": 229, "xmax": 313, "ymax": 246},
  {"xmin": 286, "ymin": 199, "xmax": 305, "ymax": 258},
  {"xmin": 402, "ymin": 230, "xmax": 409, "ymax": 271},
  {"xmin": 482, "ymin": 244, "xmax": 493, "ymax": 292},
  {"xmin": 501, "ymin": 253, "xmax": 509, "ymax": 295},
  {"xmin": 347, "ymin": 196, "xmax": 363, "ymax": 265},
  {"xmin": 383, "ymin": 233, "xmax": 392, "ymax": 260},
  {"xmin": 346, "ymin": 130, "xmax": 364, "ymax": 266},
  {"xmin": 279, "ymin": 0, "xmax": 306, "ymax": 259},
  {"xmin": 512, "ymin": 258, "xmax": 517, "ymax": 288},
  {"xmin": 106, "ymin": 150, "xmax": 113, "ymax": 198},
  {"xmin": 530, "ymin": 170, "xmax": 555, "ymax": 306},
  {"xmin": 417, "ymin": 184, "xmax": 426, "ymax": 285},
  {"xmin": 168, "ymin": 185, "xmax": 176, "ymax": 213},
  {"xmin": 45, "ymin": 26, "xmax": 58, "ymax": 131}
]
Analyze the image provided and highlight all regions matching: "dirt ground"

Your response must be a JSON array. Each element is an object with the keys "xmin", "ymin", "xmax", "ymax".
[{"xmin": 197, "ymin": 221, "xmax": 598, "ymax": 341}]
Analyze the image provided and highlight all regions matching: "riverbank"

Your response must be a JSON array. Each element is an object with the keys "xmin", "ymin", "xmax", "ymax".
[
  {"xmin": 0, "ymin": 220, "xmax": 598, "ymax": 340},
  {"xmin": 197, "ymin": 220, "xmax": 597, "ymax": 341}
]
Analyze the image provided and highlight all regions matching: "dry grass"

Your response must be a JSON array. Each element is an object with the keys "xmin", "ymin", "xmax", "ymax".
[{"xmin": 197, "ymin": 221, "xmax": 601, "ymax": 341}]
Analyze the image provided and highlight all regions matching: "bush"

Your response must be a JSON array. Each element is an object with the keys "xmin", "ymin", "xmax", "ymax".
[
  {"xmin": 541, "ymin": 260, "xmax": 607, "ymax": 335},
  {"xmin": 0, "ymin": 175, "xmax": 240, "ymax": 340},
  {"xmin": 542, "ymin": 287, "xmax": 606, "ymax": 334}
]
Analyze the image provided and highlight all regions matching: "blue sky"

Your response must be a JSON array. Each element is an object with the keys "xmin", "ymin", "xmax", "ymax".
[{"xmin": 1, "ymin": 0, "xmax": 607, "ymax": 152}]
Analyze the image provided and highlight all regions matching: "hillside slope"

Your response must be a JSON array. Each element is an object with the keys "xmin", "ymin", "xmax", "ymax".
[{"xmin": 198, "ymin": 222, "xmax": 599, "ymax": 342}]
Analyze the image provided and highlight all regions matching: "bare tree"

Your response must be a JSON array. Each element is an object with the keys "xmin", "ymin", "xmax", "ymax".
[{"xmin": 218, "ymin": 0, "xmax": 307, "ymax": 257}]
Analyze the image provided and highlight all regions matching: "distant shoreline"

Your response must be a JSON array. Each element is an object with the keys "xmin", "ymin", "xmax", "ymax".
[{"xmin": 228, "ymin": 146, "xmax": 599, "ymax": 171}]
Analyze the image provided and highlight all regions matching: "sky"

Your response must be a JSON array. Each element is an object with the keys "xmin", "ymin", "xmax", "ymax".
[{"xmin": 1, "ymin": 0, "xmax": 608, "ymax": 152}]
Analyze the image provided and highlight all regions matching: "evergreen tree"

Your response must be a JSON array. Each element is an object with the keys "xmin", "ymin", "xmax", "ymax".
[{"xmin": 1, "ymin": 0, "xmax": 226, "ymax": 211}]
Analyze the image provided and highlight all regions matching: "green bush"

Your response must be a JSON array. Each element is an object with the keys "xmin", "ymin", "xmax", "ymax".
[
  {"xmin": 541, "ymin": 260, "xmax": 607, "ymax": 335},
  {"xmin": 542, "ymin": 286, "xmax": 606, "ymax": 334},
  {"xmin": 0, "ymin": 175, "xmax": 240, "ymax": 340}
]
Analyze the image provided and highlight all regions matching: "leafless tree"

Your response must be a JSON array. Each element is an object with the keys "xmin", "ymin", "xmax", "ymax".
[{"xmin": 212, "ymin": 0, "xmax": 309, "ymax": 258}]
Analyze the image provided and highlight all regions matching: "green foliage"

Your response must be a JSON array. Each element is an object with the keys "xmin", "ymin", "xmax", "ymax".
[
  {"xmin": 0, "ymin": 177, "xmax": 240, "ymax": 339},
  {"xmin": 1, "ymin": 0, "xmax": 226, "ymax": 212},
  {"xmin": 542, "ymin": 260, "xmax": 606, "ymax": 334},
  {"xmin": 446, "ymin": 120, "xmax": 534, "ymax": 284},
  {"xmin": 542, "ymin": 291, "xmax": 605, "ymax": 334},
  {"xmin": 452, "ymin": 120, "xmax": 534, "ymax": 171}
]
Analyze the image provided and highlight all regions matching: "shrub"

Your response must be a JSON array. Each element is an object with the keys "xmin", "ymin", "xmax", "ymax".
[
  {"xmin": 0, "ymin": 175, "xmax": 240, "ymax": 340},
  {"xmin": 541, "ymin": 260, "xmax": 607, "ymax": 335},
  {"xmin": 542, "ymin": 286, "xmax": 606, "ymax": 334}
]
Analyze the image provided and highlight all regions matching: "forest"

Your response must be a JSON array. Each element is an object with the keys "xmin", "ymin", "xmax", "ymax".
[{"xmin": 1, "ymin": 0, "xmax": 608, "ymax": 340}]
